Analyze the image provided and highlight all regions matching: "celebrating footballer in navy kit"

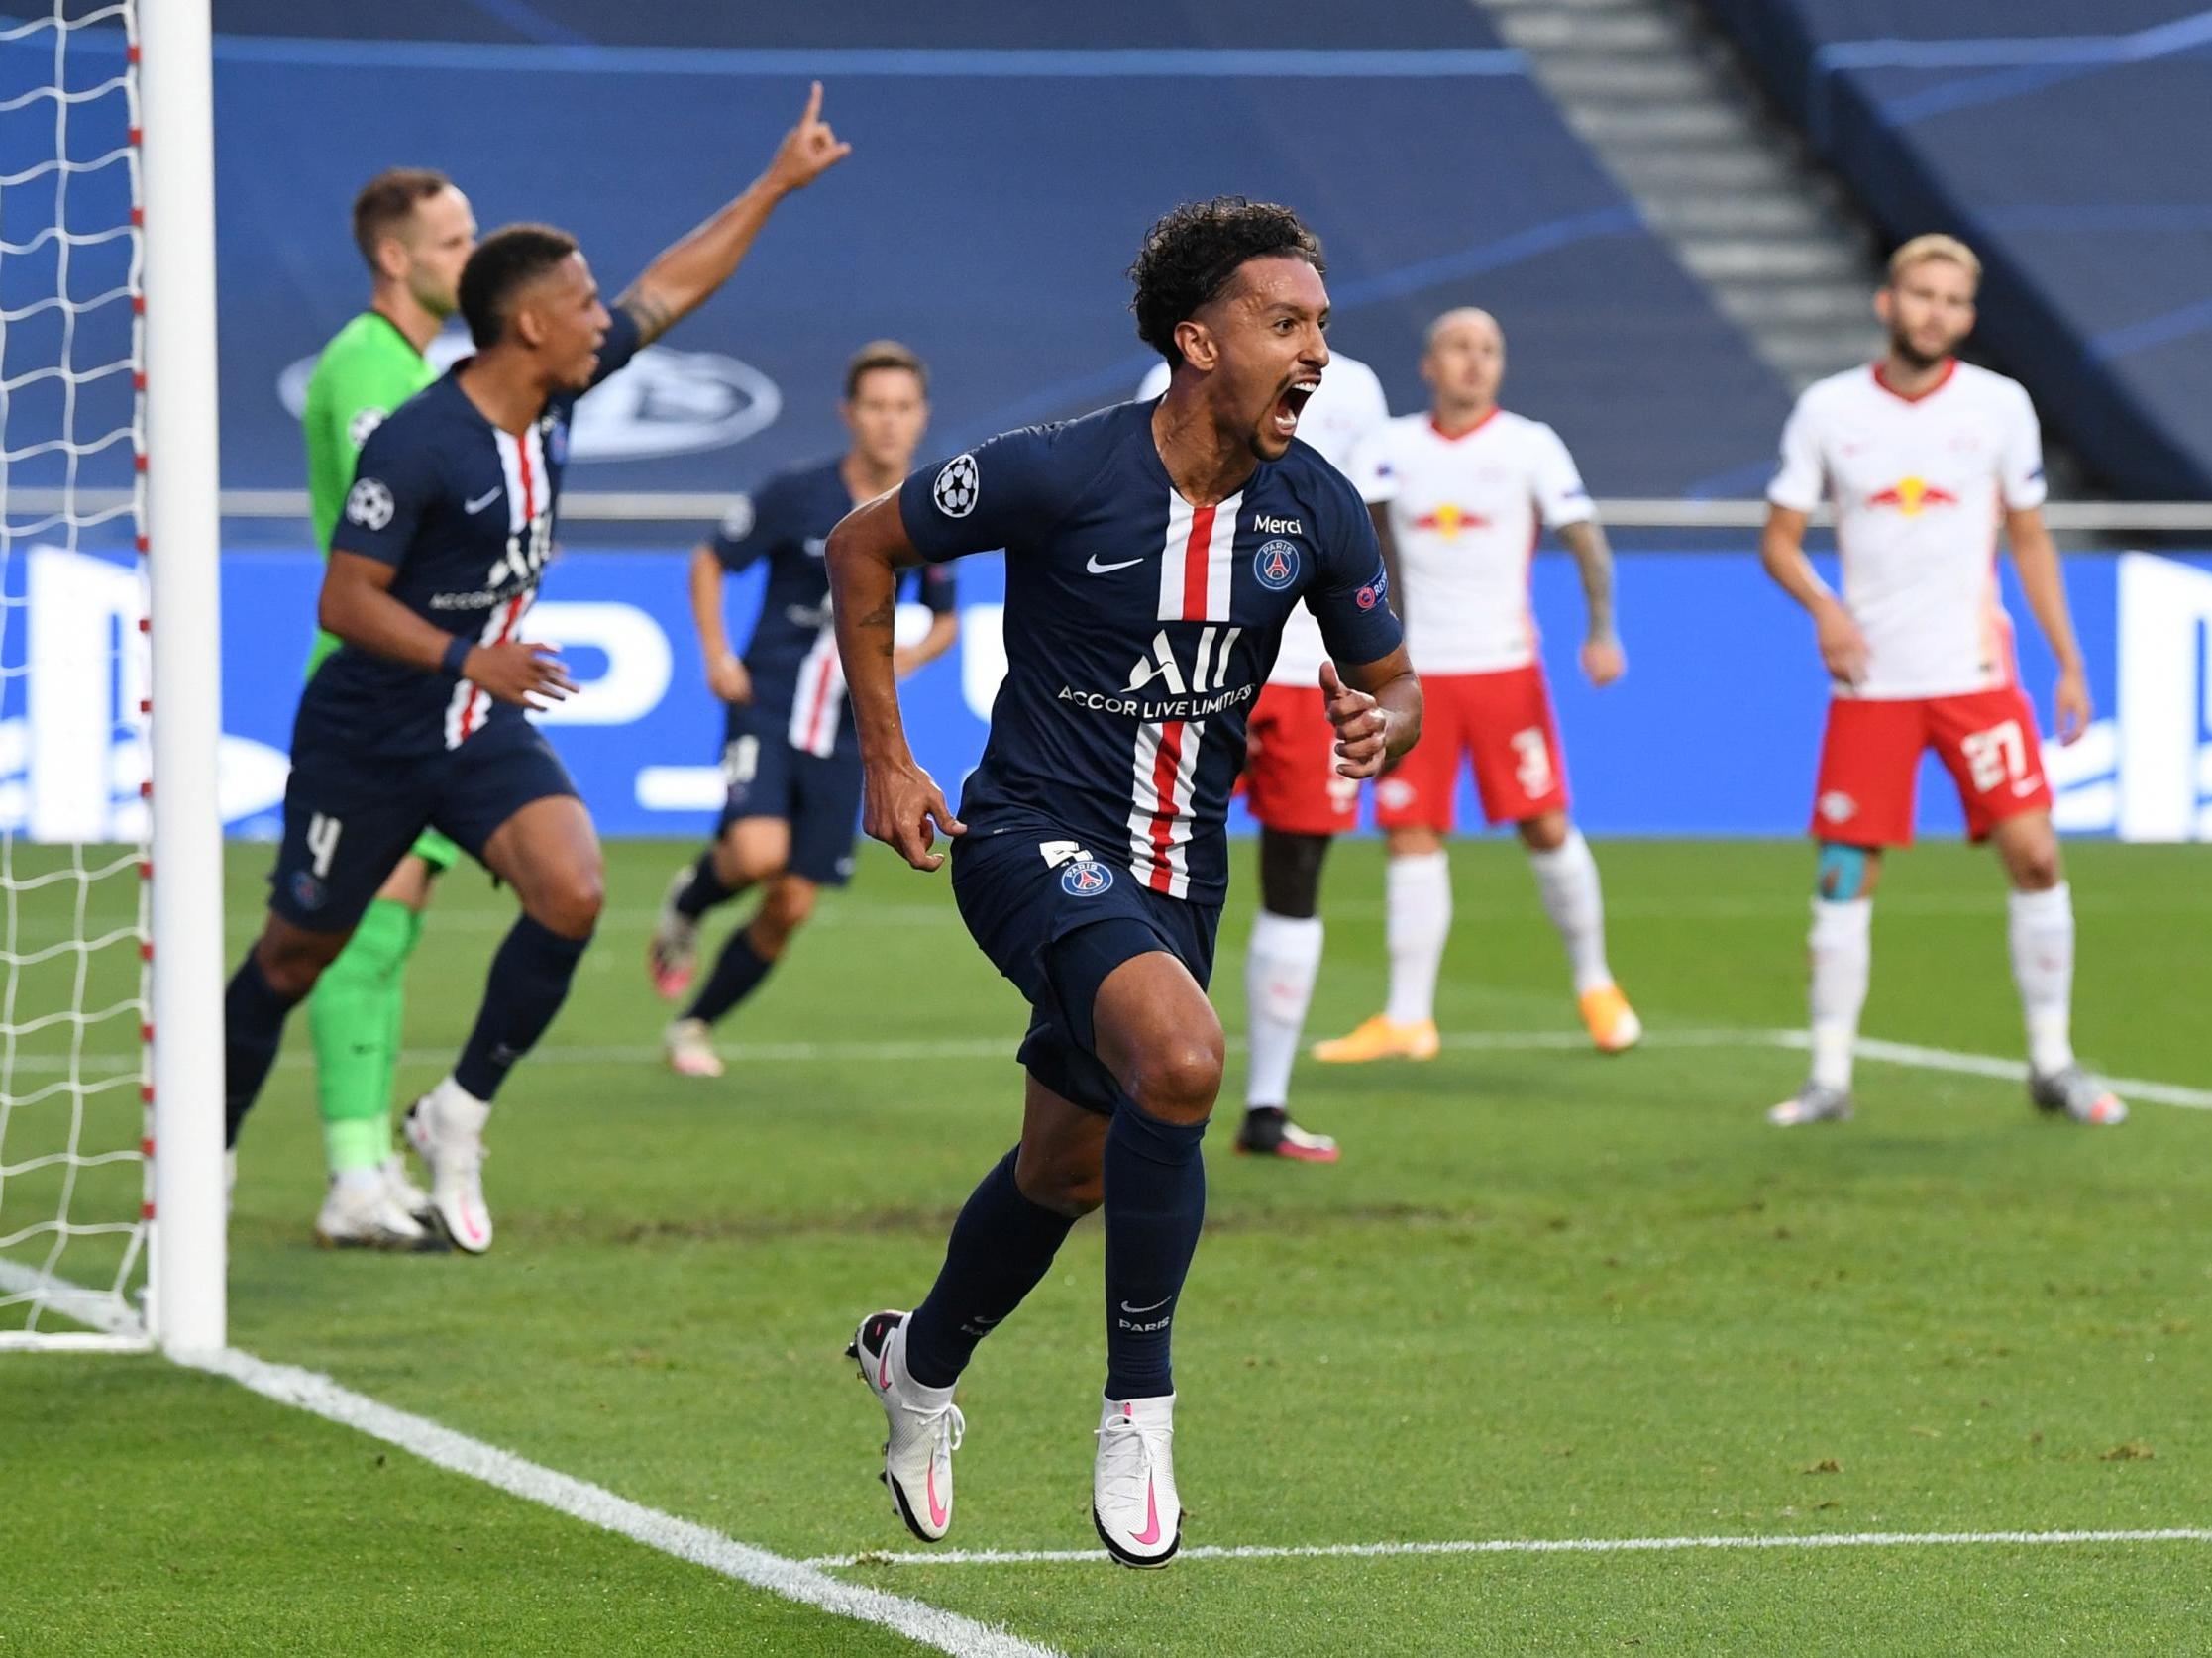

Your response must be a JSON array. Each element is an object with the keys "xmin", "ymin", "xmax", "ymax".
[
  {"xmin": 220, "ymin": 86, "xmax": 852, "ymax": 1254},
  {"xmin": 648, "ymin": 343, "xmax": 958, "ymax": 1077},
  {"xmin": 827, "ymin": 199, "xmax": 1421, "ymax": 1566}
]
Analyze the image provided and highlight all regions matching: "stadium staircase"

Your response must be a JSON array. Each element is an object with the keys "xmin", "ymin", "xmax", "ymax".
[{"xmin": 1477, "ymin": 0, "xmax": 1885, "ymax": 392}]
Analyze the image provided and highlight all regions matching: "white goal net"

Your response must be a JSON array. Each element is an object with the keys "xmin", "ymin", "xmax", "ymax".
[{"xmin": 0, "ymin": 0, "xmax": 218, "ymax": 1351}]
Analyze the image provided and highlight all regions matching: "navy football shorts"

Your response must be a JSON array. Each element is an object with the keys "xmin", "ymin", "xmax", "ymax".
[
  {"xmin": 715, "ymin": 704, "xmax": 864, "ymax": 888},
  {"xmin": 951, "ymin": 824, "xmax": 1221, "ymax": 1118},
  {"xmin": 269, "ymin": 715, "xmax": 579, "ymax": 932}
]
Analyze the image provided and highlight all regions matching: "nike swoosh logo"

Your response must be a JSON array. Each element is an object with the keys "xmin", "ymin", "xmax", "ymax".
[
  {"xmin": 1119, "ymin": 1296, "xmax": 1173, "ymax": 1315},
  {"xmin": 464, "ymin": 488, "xmax": 502, "ymax": 515},
  {"xmin": 878, "ymin": 1343, "xmax": 894, "ymax": 1391},
  {"xmin": 1131, "ymin": 1478, "xmax": 1162, "ymax": 1546},
  {"xmin": 2011, "ymin": 777, "xmax": 2043, "ymax": 796},
  {"xmin": 1086, "ymin": 554, "xmax": 1142, "ymax": 574},
  {"xmin": 927, "ymin": 1462, "xmax": 949, "ymax": 1530}
]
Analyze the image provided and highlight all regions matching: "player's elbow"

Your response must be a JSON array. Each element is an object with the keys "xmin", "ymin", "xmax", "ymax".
[{"xmin": 316, "ymin": 577, "xmax": 360, "ymax": 642}]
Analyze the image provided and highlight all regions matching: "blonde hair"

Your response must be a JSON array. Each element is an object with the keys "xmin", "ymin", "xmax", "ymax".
[{"xmin": 1888, "ymin": 234, "xmax": 1980, "ymax": 288}]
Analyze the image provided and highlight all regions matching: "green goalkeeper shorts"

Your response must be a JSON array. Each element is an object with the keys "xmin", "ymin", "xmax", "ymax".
[{"xmin": 409, "ymin": 828, "xmax": 461, "ymax": 876}]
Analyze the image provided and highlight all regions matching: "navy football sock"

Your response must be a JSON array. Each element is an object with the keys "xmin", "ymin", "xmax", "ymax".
[
  {"xmin": 1102, "ymin": 1103, "xmax": 1209, "ymax": 1400},
  {"xmin": 904, "ymin": 1146, "xmax": 1077, "ymax": 1389},
  {"xmin": 674, "ymin": 850, "xmax": 737, "ymax": 922},
  {"xmin": 453, "ymin": 916, "xmax": 590, "ymax": 1102},
  {"xmin": 684, "ymin": 926, "xmax": 775, "ymax": 1026},
  {"xmin": 224, "ymin": 949, "xmax": 303, "ymax": 1148}
]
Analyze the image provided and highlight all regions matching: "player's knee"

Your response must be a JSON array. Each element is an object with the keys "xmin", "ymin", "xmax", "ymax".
[
  {"xmin": 1126, "ymin": 1034, "xmax": 1224, "ymax": 1125},
  {"xmin": 253, "ymin": 927, "xmax": 343, "ymax": 1001},
  {"xmin": 531, "ymin": 864, "xmax": 604, "ymax": 938},
  {"xmin": 750, "ymin": 882, "xmax": 816, "ymax": 955},
  {"xmin": 1815, "ymin": 843, "xmax": 1876, "ymax": 902},
  {"xmin": 1015, "ymin": 1151, "xmax": 1103, "ymax": 1218},
  {"xmin": 2007, "ymin": 840, "xmax": 2062, "ymax": 891},
  {"xmin": 1517, "ymin": 811, "xmax": 1568, "ymax": 853}
]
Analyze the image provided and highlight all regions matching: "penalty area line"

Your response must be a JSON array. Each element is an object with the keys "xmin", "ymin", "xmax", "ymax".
[{"xmin": 805, "ymin": 1526, "xmax": 2212, "ymax": 1570}]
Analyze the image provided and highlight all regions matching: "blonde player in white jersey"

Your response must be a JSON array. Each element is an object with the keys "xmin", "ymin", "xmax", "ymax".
[
  {"xmin": 1317, "ymin": 308, "xmax": 1640, "ymax": 1064},
  {"xmin": 1137, "ymin": 350, "xmax": 1391, "ymax": 1161},
  {"xmin": 1762, "ymin": 235, "xmax": 2124, "ymax": 1128}
]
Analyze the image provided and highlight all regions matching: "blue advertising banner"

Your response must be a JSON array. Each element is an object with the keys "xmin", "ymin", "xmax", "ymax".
[{"xmin": 5, "ymin": 546, "xmax": 2206, "ymax": 844}]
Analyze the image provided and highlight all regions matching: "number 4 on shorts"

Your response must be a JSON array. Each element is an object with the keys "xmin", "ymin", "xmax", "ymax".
[{"xmin": 306, "ymin": 812, "xmax": 344, "ymax": 879}]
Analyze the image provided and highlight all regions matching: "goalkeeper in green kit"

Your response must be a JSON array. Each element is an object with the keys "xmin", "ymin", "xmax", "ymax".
[{"xmin": 296, "ymin": 168, "xmax": 478, "ymax": 1248}]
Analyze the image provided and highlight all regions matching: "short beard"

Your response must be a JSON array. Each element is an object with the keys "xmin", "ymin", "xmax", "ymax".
[{"xmin": 1889, "ymin": 328, "xmax": 1948, "ymax": 370}]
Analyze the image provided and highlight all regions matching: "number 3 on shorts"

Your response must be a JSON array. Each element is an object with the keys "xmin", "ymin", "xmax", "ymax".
[
  {"xmin": 1960, "ymin": 720, "xmax": 2027, "ymax": 793},
  {"xmin": 1510, "ymin": 727, "xmax": 1553, "ymax": 797}
]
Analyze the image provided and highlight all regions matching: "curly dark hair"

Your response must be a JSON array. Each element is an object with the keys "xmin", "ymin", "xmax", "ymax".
[{"xmin": 1128, "ymin": 197, "xmax": 1325, "ymax": 367}]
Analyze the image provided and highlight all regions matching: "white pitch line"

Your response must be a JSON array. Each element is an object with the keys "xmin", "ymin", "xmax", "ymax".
[
  {"xmin": 12, "ymin": 1025, "xmax": 2211, "ymax": 1111},
  {"xmin": 1764, "ymin": 1031, "xmax": 2212, "ymax": 1111},
  {"xmin": 805, "ymin": 1526, "xmax": 2212, "ymax": 1570},
  {"xmin": 0, "ymin": 1264, "xmax": 1055, "ymax": 1658},
  {"xmin": 174, "ymin": 1349, "xmax": 1063, "ymax": 1658}
]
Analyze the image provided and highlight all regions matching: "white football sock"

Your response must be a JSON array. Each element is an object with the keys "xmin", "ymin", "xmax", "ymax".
[
  {"xmin": 431, "ymin": 1074, "xmax": 492, "ymax": 1135},
  {"xmin": 1807, "ymin": 897, "xmax": 1872, "ymax": 1090},
  {"xmin": 1385, "ymin": 851, "xmax": 1452, "ymax": 1027},
  {"xmin": 1527, "ymin": 828, "xmax": 1613, "ymax": 995},
  {"xmin": 2008, "ymin": 882, "xmax": 2076, "ymax": 1075},
  {"xmin": 1244, "ymin": 910, "xmax": 1324, "ymax": 1110}
]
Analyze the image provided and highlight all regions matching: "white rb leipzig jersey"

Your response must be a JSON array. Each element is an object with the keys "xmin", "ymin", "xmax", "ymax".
[
  {"xmin": 1768, "ymin": 361, "xmax": 2047, "ymax": 700},
  {"xmin": 1138, "ymin": 353, "xmax": 1389, "ymax": 685},
  {"xmin": 1349, "ymin": 408, "xmax": 1593, "ymax": 675}
]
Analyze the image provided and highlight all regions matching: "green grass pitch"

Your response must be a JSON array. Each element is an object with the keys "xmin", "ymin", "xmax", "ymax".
[{"xmin": 4, "ymin": 835, "xmax": 2208, "ymax": 1655}]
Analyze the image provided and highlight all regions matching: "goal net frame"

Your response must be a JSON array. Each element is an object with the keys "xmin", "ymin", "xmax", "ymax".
[{"xmin": 0, "ymin": 0, "xmax": 225, "ymax": 1355}]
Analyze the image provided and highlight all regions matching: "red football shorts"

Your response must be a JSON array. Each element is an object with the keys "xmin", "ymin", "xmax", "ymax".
[
  {"xmin": 1811, "ymin": 684, "xmax": 2054, "ymax": 847},
  {"xmin": 1243, "ymin": 683, "xmax": 1359, "ymax": 836},
  {"xmin": 1374, "ymin": 664, "xmax": 1568, "ymax": 831}
]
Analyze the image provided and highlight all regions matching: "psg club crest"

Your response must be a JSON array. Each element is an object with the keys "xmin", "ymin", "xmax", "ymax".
[
  {"xmin": 934, "ymin": 453, "xmax": 979, "ymax": 518},
  {"xmin": 1254, "ymin": 538, "xmax": 1301, "ymax": 590},
  {"xmin": 1061, "ymin": 858, "xmax": 1114, "ymax": 897},
  {"xmin": 546, "ymin": 416, "xmax": 570, "ymax": 466}
]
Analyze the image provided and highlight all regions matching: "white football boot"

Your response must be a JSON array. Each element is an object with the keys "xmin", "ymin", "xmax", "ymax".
[
  {"xmin": 314, "ymin": 1167, "xmax": 441, "ymax": 1251},
  {"xmin": 2029, "ymin": 1064, "xmax": 2128, "ymax": 1126},
  {"xmin": 403, "ymin": 1079, "xmax": 493, "ymax": 1254},
  {"xmin": 847, "ymin": 1310, "xmax": 963, "ymax": 1542},
  {"xmin": 1094, "ymin": 1393, "xmax": 1182, "ymax": 1567},
  {"xmin": 1767, "ymin": 1080, "xmax": 1853, "ymax": 1127},
  {"xmin": 664, "ymin": 1017, "xmax": 725, "ymax": 1080},
  {"xmin": 647, "ymin": 867, "xmax": 701, "ymax": 1000},
  {"xmin": 382, "ymin": 1152, "xmax": 435, "ymax": 1225}
]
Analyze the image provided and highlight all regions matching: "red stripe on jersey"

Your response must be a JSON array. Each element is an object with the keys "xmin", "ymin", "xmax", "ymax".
[
  {"xmin": 517, "ymin": 429, "xmax": 538, "ymax": 520},
  {"xmin": 800, "ymin": 642, "xmax": 839, "ymax": 754},
  {"xmin": 459, "ymin": 593, "xmax": 525, "ymax": 744},
  {"xmin": 1146, "ymin": 719, "xmax": 1187, "ymax": 891},
  {"xmin": 1181, "ymin": 504, "xmax": 1215, "ymax": 621}
]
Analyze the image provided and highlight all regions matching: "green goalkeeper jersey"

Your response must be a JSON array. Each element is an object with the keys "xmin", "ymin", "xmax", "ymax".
[{"xmin": 301, "ymin": 311, "xmax": 437, "ymax": 674}]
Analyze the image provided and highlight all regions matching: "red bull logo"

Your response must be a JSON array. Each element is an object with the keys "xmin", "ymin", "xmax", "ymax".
[
  {"xmin": 1863, "ymin": 476, "xmax": 1959, "ymax": 516},
  {"xmin": 1411, "ymin": 502, "xmax": 1489, "ymax": 538}
]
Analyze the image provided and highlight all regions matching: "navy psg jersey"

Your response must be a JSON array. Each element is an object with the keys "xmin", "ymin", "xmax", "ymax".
[
  {"xmin": 898, "ymin": 398, "xmax": 1401, "ymax": 904},
  {"xmin": 295, "ymin": 307, "xmax": 644, "ymax": 759},
  {"xmin": 712, "ymin": 458, "xmax": 955, "ymax": 758}
]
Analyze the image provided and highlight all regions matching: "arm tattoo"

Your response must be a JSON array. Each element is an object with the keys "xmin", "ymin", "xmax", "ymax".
[
  {"xmin": 620, "ymin": 290, "xmax": 677, "ymax": 346},
  {"xmin": 855, "ymin": 596, "xmax": 897, "ymax": 655}
]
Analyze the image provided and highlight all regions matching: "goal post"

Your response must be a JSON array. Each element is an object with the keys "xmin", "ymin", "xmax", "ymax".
[
  {"xmin": 0, "ymin": 0, "xmax": 224, "ymax": 1355},
  {"xmin": 140, "ymin": 0, "xmax": 226, "ymax": 1355}
]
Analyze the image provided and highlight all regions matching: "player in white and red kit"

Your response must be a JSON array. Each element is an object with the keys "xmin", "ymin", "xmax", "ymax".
[
  {"xmin": 1761, "ymin": 235, "xmax": 2124, "ymax": 1128},
  {"xmin": 1137, "ymin": 352, "xmax": 1390, "ymax": 1161},
  {"xmin": 1317, "ymin": 308, "xmax": 1639, "ymax": 1063}
]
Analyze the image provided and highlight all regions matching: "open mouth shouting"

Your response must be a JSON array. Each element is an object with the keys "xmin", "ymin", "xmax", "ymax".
[{"xmin": 1272, "ymin": 376, "xmax": 1320, "ymax": 440}]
